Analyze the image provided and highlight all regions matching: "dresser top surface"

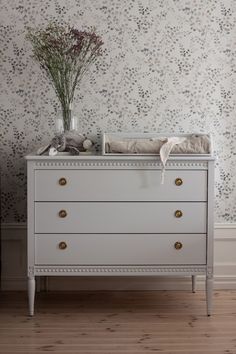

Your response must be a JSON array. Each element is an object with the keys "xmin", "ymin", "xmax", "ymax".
[{"xmin": 25, "ymin": 153, "xmax": 215, "ymax": 161}]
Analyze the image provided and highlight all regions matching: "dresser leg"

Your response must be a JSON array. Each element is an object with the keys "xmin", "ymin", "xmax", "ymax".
[
  {"xmin": 28, "ymin": 277, "xmax": 35, "ymax": 316},
  {"xmin": 206, "ymin": 274, "xmax": 213, "ymax": 316},
  {"xmin": 191, "ymin": 275, "xmax": 196, "ymax": 293}
]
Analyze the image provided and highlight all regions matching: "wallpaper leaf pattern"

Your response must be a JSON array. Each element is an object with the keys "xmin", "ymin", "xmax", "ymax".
[{"xmin": 0, "ymin": 0, "xmax": 236, "ymax": 222}]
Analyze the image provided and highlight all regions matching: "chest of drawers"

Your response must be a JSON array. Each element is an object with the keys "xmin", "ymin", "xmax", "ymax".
[{"xmin": 26, "ymin": 154, "xmax": 214, "ymax": 316}]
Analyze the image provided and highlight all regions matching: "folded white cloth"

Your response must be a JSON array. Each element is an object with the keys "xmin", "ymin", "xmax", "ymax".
[{"xmin": 158, "ymin": 137, "xmax": 186, "ymax": 184}]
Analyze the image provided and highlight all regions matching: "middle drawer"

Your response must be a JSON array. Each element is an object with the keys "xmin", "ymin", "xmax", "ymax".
[{"xmin": 35, "ymin": 202, "xmax": 206, "ymax": 234}]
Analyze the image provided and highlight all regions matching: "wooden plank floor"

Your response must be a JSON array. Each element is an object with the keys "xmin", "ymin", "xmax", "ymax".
[{"xmin": 0, "ymin": 290, "xmax": 236, "ymax": 354}]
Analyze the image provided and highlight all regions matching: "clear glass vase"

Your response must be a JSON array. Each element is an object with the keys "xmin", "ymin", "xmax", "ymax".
[{"xmin": 55, "ymin": 106, "xmax": 79, "ymax": 133}]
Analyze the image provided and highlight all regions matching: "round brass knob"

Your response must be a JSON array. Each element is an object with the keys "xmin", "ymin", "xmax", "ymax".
[
  {"xmin": 59, "ymin": 210, "xmax": 67, "ymax": 218},
  {"xmin": 174, "ymin": 241, "xmax": 183, "ymax": 250},
  {"xmin": 175, "ymin": 210, "xmax": 183, "ymax": 218},
  {"xmin": 59, "ymin": 178, "xmax": 67, "ymax": 186},
  {"xmin": 59, "ymin": 241, "xmax": 67, "ymax": 250},
  {"xmin": 175, "ymin": 178, "xmax": 183, "ymax": 186}
]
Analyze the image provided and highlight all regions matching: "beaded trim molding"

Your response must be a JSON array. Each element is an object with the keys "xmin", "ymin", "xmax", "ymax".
[
  {"xmin": 33, "ymin": 160, "xmax": 208, "ymax": 169},
  {"xmin": 29, "ymin": 265, "xmax": 207, "ymax": 276}
]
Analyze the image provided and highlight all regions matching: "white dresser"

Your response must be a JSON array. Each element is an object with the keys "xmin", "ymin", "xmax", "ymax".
[{"xmin": 26, "ymin": 154, "xmax": 214, "ymax": 316}]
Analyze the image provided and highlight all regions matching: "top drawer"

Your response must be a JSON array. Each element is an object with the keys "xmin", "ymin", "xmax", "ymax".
[{"xmin": 35, "ymin": 169, "xmax": 207, "ymax": 202}]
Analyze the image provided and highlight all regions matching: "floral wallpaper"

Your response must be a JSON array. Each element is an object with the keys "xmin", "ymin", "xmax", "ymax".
[{"xmin": 0, "ymin": 0, "xmax": 236, "ymax": 222}]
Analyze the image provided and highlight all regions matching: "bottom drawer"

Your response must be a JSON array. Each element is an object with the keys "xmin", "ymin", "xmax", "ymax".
[{"xmin": 35, "ymin": 234, "xmax": 206, "ymax": 265}]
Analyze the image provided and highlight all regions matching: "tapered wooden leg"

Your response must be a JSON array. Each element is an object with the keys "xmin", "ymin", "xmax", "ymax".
[
  {"xmin": 206, "ymin": 274, "xmax": 213, "ymax": 316},
  {"xmin": 28, "ymin": 277, "xmax": 35, "ymax": 316},
  {"xmin": 191, "ymin": 275, "xmax": 196, "ymax": 293}
]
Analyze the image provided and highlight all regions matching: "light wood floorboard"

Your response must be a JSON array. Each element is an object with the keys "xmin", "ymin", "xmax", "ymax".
[{"xmin": 0, "ymin": 290, "xmax": 236, "ymax": 353}]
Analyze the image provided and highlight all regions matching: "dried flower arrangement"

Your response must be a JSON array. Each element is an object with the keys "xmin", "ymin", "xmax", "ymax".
[{"xmin": 26, "ymin": 23, "xmax": 103, "ymax": 131}]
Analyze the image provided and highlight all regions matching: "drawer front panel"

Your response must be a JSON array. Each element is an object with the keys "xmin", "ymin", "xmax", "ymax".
[
  {"xmin": 35, "ymin": 169, "xmax": 207, "ymax": 202},
  {"xmin": 35, "ymin": 233, "xmax": 206, "ymax": 265},
  {"xmin": 35, "ymin": 202, "xmax": 206, "ymax": 234}
]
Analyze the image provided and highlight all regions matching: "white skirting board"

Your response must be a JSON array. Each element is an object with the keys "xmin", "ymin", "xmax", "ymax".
[{"xmin": 1, "ymin": 223, "xmax": 236, "ymax": 290}]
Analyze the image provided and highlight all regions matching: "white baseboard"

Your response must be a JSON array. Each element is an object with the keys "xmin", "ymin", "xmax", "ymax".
[{"xmin": 1, "ymin": 223, "xmax": 236, "ymax": 290}]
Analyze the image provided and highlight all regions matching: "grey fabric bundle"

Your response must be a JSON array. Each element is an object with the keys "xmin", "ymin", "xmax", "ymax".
[
  {"xmin": 37, "ymin": 131, "xmax": 93, "ymax": 156},
  {"xmin": 105, "ymin": 134, "xmax": 211, "ymax": 155}
]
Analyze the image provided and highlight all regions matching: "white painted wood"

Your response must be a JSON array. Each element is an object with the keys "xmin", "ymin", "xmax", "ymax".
[
  {"xmin": 206, "ymin": 275, "xmax": 213, "ymax": 316},
  {"xmin": 27, "ymin": 162, "xmax": 35, "ymax": 269},
  {"xmin": 35, "ymin": 233, "xmax": 206, "ymax": 265},
  {"xmin": 28, "ymin": 277, "xmax": 35, "ymax": 316},
  {"xmin": 25, "ymin": 154, "xmax": 214, "ymax": 163},
  {"xmin": 34, "ymin": 265, "xmax": 206, "ymax": 276},
  {"xmin": 192, "ymin": 275, "xmax": 196, "ymax": 293},
  {"xmin": 35, "ymin": 169, "xmax": 207, "ymax": 202},
  {"xmin": 206, "ymin": 160, "xmax": 215, "ymax": 314},
  {"xmin": 35, "ymin": 202, "xmax": 207, "ymax": 234},
  {"xmin": 25, "ymin": 153, "xmax": 214, "ymax": 315}
]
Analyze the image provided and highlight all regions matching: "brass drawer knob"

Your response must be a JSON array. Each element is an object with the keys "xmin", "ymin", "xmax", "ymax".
[
  {"xmin": 174, "ymin": 241, "xmax": 183, "ymax": 250},
  {"xmin": 59, "ymin": 210, "xmax": 67, "ymax": 218},
  {"xmin": 59, "ymin": 177, "xmax": 67, "ymax": 186},
  {"xmin": 175, "ymin": 210, "xmax": 183, "ymax": 218},
  {"xmin": 175, "ymin": 178, "xmax": 183, "ymax": 186},
  {"xmin": 59, "ymin": 241, "xmax": 67, "ymax": 250}
]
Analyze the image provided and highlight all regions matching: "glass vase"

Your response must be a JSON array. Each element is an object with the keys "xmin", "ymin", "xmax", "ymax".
[{"xmin": 55, "ymin": 106, "xmax": 79, "ymax": 133}]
